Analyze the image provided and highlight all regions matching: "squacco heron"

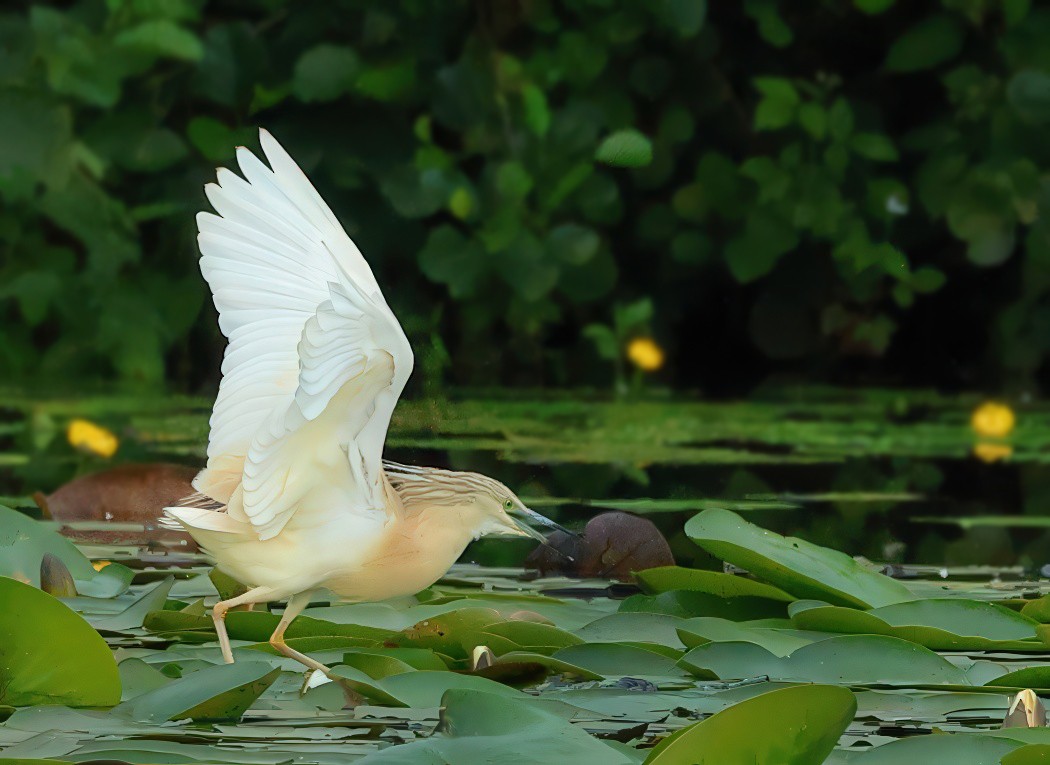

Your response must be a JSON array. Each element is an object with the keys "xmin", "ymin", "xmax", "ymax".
[{"xmin": 162, "ymin": 129, "xmax": 568, "ymax": 677}]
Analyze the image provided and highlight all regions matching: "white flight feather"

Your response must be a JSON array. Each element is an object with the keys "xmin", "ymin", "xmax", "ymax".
[{"xmin": 192, "ymin": 128, "xmax": 413, "ymax": 541}]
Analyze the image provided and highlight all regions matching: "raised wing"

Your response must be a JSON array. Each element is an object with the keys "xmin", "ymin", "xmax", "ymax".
[{"xmin": 195, "ymin": 129, "xmax": 413, "ymax": 540}]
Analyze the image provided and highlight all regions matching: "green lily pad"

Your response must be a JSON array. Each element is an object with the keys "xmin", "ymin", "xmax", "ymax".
[
  {"xmin": 685, "ymin": 508, "xmax": 914, "ymax": 608},
  {"xmin": 791, "ymin": 598, "xmax": 1044, "ymax": 651},
  {"xmin": 479, "ymin": 619, "xmax": 584, "ymax": 654},
  {"xmin": 90, "ymin": 576, "xmax": 175, "ymax": 632},
  {"xmin": 482, "ymin": 650, "xmax": 604, "ymax": 682},
  {"xmin": 575, "ymin": 612, "xmax": 688, "ymax": 648},
  {"xmin": 116, "ymin": 661, "xmax": 280, "ymax": 721},
  {"xmin": 0, "ymin": 506, "xmax": 132, "ymax": 598},
  {"xmin": 824, "ymin": 733, "xmax": 1020, "ymax": 764},
  {"xmin": 637, "ymin": 566, "xmax": 796, "ymax": 602},
  {"xmin": 553, "ymin": 642, "xmax": 687, "ymax": 678},
  {"xmin": 340, "ymin": 647, "xmax": 447, "ymax": 678},
  {"xmin": 643, "ymin": 684, "xmax": 856, "ymax": 764},
  {"xmin": 620, "ymin": 590, "xmax": 790, "ymax": 621},
  {"xmin": 329, "ymin": 668, "xmax": 525, "ymax": 707},
  {"xmin": 680, "ymin": 634, "xmax": 968, "ymax": 686},
  {"xmin": 356, "ymin": 688, "xmax": 637, "ymax": 763},
  {"xmin": 225, "ymin": 610, "xmax": 393, "ymax": 644},
  {"xmin": 677, "ymin": 617, "xmax": 822, "ymax": 656},
  {"xmin": 0, "ymin": 577, "xmax": 120, "ymax": 707}
]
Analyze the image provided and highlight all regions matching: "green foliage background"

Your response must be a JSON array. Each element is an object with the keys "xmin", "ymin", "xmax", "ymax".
[{"xmin": 3, "ymin": 0, "xmax": 1050, "ymax": 394}]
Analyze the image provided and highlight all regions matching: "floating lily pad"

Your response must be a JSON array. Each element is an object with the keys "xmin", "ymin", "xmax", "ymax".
[
  {"xmin": 356, "ymin": 688, "xmax": 637, "ymax": 763},
  {"xmin": 90, "ymin": 576, "xmax": 174, "ymax": 632},
  {"xmin": 643, "ymin": 684, "xmax": 856, "ymax": 764},
  {"xmin": 553, "ymin": 642, "xmax": 687, "ymax": 679},
  {"xmin": 824, "ymin": 733, "xmax": 1020, "ymax": 764},
  {"xmin": 329, "ymin": 668, "xmax": 525, "ymax": 708},
  {"xmin": 225, "ymin": 610, "xmax": 393, "ymax": 644},
  {"xmin": 637, "ymin": 566, "xmax": 796, "ymax": 601},
  {"xmin": 0, "ymin": 577, "xmax": 120, "ymax": 707},
  {"xmin": 0, "ymin": 506, "xmax": 132, "ymax": 598},
  {"xmin": 620, "ymin": 590, "xmax": 790, "ymax": 621},
  {"xmin": 680, "ymin": 634, "xmax": 968, "ymax": 686},
  {"xmin": 685, "ymin": 508, "xmax": 914, "ymax": 608},
  {"xmin": 677, "ymin": 617, "xmax": 822, "ymax": 656},
  {"xmin": 791, "ymin": 598, "xmax": 1044, "ymax": 651},
  {"xmin": 116, "ymin": 661, "xmax": 280, "ymax": 721}
]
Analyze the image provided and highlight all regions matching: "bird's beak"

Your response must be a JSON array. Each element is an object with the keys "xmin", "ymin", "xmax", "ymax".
[{"xmin": 507, "ymin": 506, "xmax": 577, "ymax": 542}]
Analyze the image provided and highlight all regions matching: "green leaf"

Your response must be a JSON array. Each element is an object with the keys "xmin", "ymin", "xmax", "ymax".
[
  {"xmin": 855, "ymin": 0, "xmax": 895, "ymax": 13},
  {"xmin": 584, "ymin": 324, "xmax": 619, "ymax": 360},
  {"xmin": 521, "ymin": 84, "xmax": 551, "ymax": 136},
  {"xmin": 0, "ymin": 505, "xmax": 132, "ymax": 598},
  {"xmin": 791, "ymin": 598, "xmax": 1043, "ymax": 651},
  {"xmin": 418, "ymin": 225, "xmax": 488, "ymax": 298},
  {"xmin": 745, "ymin": 0, "xmax": 793, "ymax": 48},
  {"xmin": 621, "ymin": 590, "xmax": 790, "ymax": 621},
  {"xmin": 850, "ymin": 132, "xmax": 899, "ymax": 161},
  {"xmin": 502, "ymin": 231, "xmax": 559, "ymax": 301},
  {"xmin": 115, "ymin": 20, "xmax": 203, "ymax": 61},
  {"xmin": 1008, "ymin": 70, "xmax": 1050, "ymax": 123},
  {"xmin": 637, "ymin": 566, "xmax": 796, "ymax": 601},
  {"xmin": 677, "ymin": 617, "xmax": 818, "ymax": 656},
  {"xmin": 0, "ymin": 577, "xmax": 120, "ymax": 707},
  {"xmin": 547, "ymin": 224, "xmax": 600, "ymax": 265},
  {"xmin": 595, "ymin": 129, "xmax": 653, "ymax": 168},
  {"xmin": 90, "ymin": 576, "xmax": 175, "ymax": 633},
  {"xmin": 724, "ymin": 211, "xmax": 798, "ymax": 283},
  {"xmin": 659, "ymin": 0, "xmax": 707, "ymax": 38},
  {"xmin": 116, "ymin": 661, "xmax": 279, "ymax": 722},
  {"xmin": 685, "ymin": 508, "xmax": 914, "ymax": 608},
  {"xmin": 753, "ymin": 77, "xmax": 799, "ymax": 130},
  {"xmin": 553, "ymin": 643, "xmax": 687, "ymax": 679},
  {"xmin": 357, "ymin": 689, "xmax": 635, "ymax": 763},
  {"xmin": 680, "ymin": 634, "xmax": 968, "ymax": 685},
  {"xmin": 643, "ymin": 685, "xmax": 855, "ymax": 764},
  {"xmin": 885, "ymin": 14, "xmax": 964, "ymax": 72},
  {"xmin": 292, "ymin": 44, "xmax": 359, "ymax": 103},
  {"xmin": 797, "ymin": 103, "xmax": 827, "ymax": 140}
]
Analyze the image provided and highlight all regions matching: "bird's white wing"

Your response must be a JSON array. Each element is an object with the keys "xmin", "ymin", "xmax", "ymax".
[{"xmin": 195, "ymin": 129, "xmax": 413, "ymax": 540}]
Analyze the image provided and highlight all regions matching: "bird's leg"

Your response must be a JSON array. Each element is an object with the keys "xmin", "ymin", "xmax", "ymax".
[
  {"xmin": 268, "ymin": 590, "xmax": 333, "ymax": 676},
  {"xmin": 268, "ymin": 592, "xmax": 366, "ymax": 707},
  {"xmin": 212, "ymin": 586, "xmax": 272, "ymax": 664}
]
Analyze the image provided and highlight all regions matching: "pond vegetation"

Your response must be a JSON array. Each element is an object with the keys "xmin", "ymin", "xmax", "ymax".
[{"xmin": 3, "ymin": 389, "xmax": 1050, "ymax": 763}]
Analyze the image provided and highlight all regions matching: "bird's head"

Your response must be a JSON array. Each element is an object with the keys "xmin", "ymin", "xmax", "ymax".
[
  {"xmin": 469, "ymin": 481, "xmax": 572, "ymax": 543},
  {"xmin": 384, "ymin": 463, "xmax": 572, "ymax": 543}
]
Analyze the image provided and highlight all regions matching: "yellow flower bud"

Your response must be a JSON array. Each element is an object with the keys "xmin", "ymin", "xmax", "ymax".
[
  {"xmin": 627, "ymin": 337, "xmax": 664, "ymax": 372},
  {"xmin": 67, "ymin": 419, "xmax": 119, "ymax": 459},
  {"xmin": 92, "ymin": 560, "xmax": 112, "ymax": 572},
  {"xmin": 971, "ymin": 401, "xmax": 1015, "ymax": 439}
]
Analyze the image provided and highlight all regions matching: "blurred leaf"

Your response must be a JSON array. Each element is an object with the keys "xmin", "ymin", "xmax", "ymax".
[
  {"xmin": 419, "ymin": 225, "xmax": 488, "ymax": 298},
  {"xmin": 115, "ymin": 20, "xmax": 203, "ymax": 61},
  {"xmin": 753, "ymin": 77, "xmax": 799, "ymax": 130},
  {"xmin": 292, "ymin": 44, "xmax": 359, "ymax": 103},
  {"xmin": 850, "ymin": 132, "xmax": 899, "ymax": 162},
  {"xmin": 522, "ymin": 84, "xmax": 551, "ymax": 136},
  {"xmin": 547, "ymin": 224, "xmax": 600, "ymax": 265},
  {"xmin": 1007, "ymin": 70, "xmax": 1050, "ymax": 123},
  {"xmin": 724, "ymin": 211, "xmax": 798, "ymax": 283},
  {"xmin": 595, "ymin": 129, "xmax": 653, "ymax": 168},
  {"xmin": 885, "ymin": 14, "xmax": 964, "ymax": 72},
  {"xmin": 745, "ymin": 0, "xmax": 793, "ymax": 48}
]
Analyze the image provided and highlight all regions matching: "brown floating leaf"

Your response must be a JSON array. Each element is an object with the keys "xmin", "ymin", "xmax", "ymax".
[
  {"xmin": 40, "ymin": 552, "xmax": 77, "ymax": 597},
  {"xmin": 527, "ymin": 511, "xmax": 674, "ymax": 582},
  {"xmin": 40, "ymin": 463, "xmax": 198, "ymax": 551}
]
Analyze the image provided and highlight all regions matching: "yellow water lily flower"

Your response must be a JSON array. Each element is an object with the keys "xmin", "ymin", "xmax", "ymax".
[
  {"xmin": 973, "ymin": 442, "xmax": 1012, "ymax": 463},
  {"xmin": 67, "ymin": 419, "xmax": 119, "ymax": 458},
  {"xmin": 627, "ymin": 337, "xmax": 664, "ymax": 372},
  {"xmin": 971, "ymin": 401, "xmax": 1015, "ymax": 439}
]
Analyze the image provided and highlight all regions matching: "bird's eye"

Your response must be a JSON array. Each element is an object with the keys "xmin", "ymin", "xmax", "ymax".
[{"xmin": 504, "ymin": 499, "xmax": 514, "ymax": 510}]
